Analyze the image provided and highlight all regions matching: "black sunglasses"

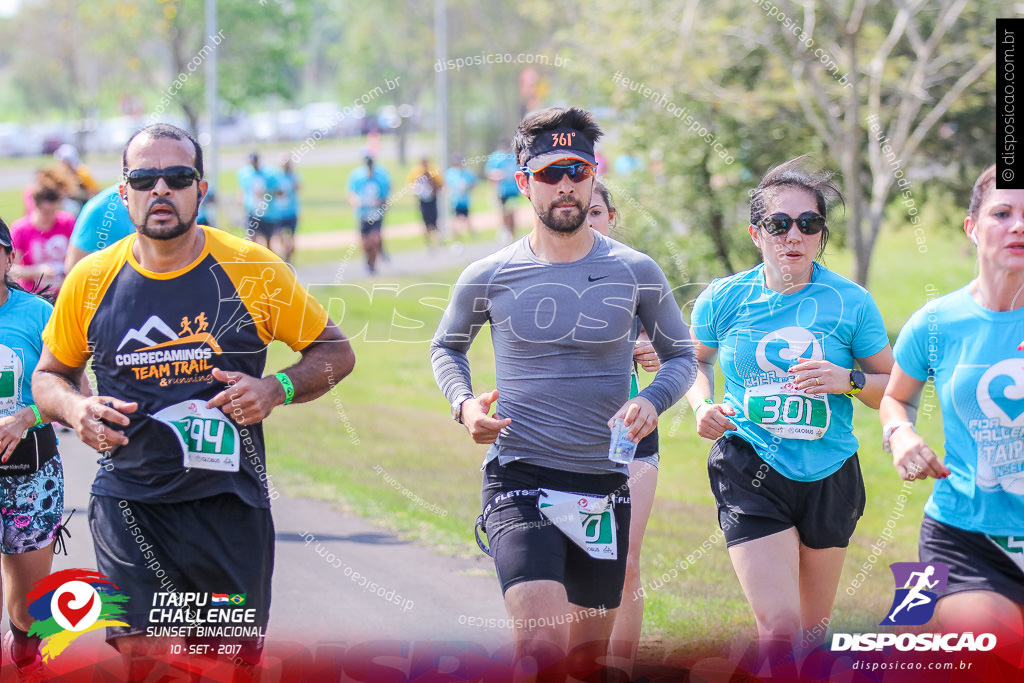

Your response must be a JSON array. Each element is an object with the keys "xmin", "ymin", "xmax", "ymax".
[
  {"xmin": 759, "ymin": 211, "xmax": 826, "ymax": 236},
  {"xmin": 522, "ymin": 162, "xmax": 595, "ymax": 185},
  {"xmin": 124, "ymin": 166, "xmax": 201, "ymax": 191}
]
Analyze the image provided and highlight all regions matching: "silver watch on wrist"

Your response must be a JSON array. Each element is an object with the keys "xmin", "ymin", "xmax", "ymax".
[
  {"xmin": 882, "ymin": 420, "xmax": 915, "ymax": 454},
  {"xmin": 451, "ymin": 395, "xmax": 473, "ymax": 424}
]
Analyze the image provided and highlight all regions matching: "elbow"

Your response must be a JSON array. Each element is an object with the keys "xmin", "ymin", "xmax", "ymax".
[
  {"xmin": 334, "ymin": 342, "xmax": 356, "ymax": 380},
  {"xmin": 861, "ymin": 395, "xmax": 883, "ymax": 410}
]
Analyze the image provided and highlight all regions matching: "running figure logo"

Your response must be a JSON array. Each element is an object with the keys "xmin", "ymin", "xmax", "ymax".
[{"xmin": 882, "ymin": 562, "xmax": 949, "ymax": 626}]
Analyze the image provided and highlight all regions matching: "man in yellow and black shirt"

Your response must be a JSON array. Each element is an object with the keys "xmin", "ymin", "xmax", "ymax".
[{"xmin": 32, "ymin": 123, "xmax": 355, "ymax": 674}]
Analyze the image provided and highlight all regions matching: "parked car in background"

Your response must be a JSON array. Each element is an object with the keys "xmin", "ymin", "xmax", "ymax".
[{"xmin": 0, "ymin": 123, "xmax": 39, "ymax": 157}]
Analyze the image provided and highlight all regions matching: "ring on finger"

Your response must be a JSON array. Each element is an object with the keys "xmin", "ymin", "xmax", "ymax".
[{"xmin": 815, "ymin": 377, "xmax": 822, "ymax": 386}]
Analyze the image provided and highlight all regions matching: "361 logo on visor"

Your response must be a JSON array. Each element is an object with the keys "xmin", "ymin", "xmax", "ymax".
[
  {"xmin": 551, "ymin": 131, "xmax": 576, "ymax": 146},
  {"xmin": 881, "ymin": 562, "xmax": 949, "ymax": 626}
]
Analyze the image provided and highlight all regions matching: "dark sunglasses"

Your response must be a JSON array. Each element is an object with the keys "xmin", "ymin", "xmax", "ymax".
[
  {"xmin": 32, "ymin": 191, "xmax": 61, "ymax": 204},
  {"xmin": 522, "ymin": 162, "xmax": 595, "ymax": 185},
  {"xmin": 124, "ymin": 166, "xmax": 201, "ymax": 191},
  {"xmin": 759, "ymin": 211, "xmax": 826, "ymax": 236}
]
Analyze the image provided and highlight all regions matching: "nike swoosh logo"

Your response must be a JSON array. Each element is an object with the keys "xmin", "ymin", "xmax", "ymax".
[{"xmin": 588, "ymin": 275, "xmax": 609, "ymax": 282}]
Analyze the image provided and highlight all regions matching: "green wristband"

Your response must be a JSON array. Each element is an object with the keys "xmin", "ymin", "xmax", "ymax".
[
  {"xmin": 275, "ymin": 372, "xmax": 295, "ymax": 405},
  {"xmin": 30, "ymin": 405, "xmax": 43, "ymax": 427},
  {"xmin": 693, "ymin": 398, "xmax": 713, "ymax": 414}
]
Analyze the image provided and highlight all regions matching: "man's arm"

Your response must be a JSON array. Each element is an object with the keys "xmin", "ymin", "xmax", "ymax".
[
  {"xmin": 33, "ymin": 348, "xmax": 137, "ymax": 451},
  {"xmin": 430, "ymin": 275, "xmax": 509, "ymax": 443},
  {"xmin": 64, "ymin": 244, "xmax": 90, "ymax": 273},
  {"xmin": 206, "ymin": 320, "xmax": 354, "ymax": 426},
  {"xmin": 606, "ymin": 267, "xmax": 696, "ymax": 442},
  {"xmin": 634, "ymin": 275, "xmax": 697, "ymax": 416}
]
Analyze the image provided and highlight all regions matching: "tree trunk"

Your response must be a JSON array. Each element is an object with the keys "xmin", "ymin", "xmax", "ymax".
[
  {"xmin": 843, "ymin": 24, "xmax": 870, "ymax": 286},
  {"xmin": 696, "ymin": 148, "xmax": 733, "ymax": 273}
]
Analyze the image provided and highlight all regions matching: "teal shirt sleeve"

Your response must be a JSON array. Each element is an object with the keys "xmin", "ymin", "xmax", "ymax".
[
  {"xmin": 893, "ymin": 308, "xmax": 931, "ymax": 382},
  {"xmin": 690, "ymin": 282, "xmax": 719, "ymax": 348},
  {"xmin": 852, "ymin": 289, "xmax": 890, "ymax": 359}
]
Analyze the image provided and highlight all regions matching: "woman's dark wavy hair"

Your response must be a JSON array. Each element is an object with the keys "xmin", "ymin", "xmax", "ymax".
[
  {"xmin": 749, "ymin": 155, "xmax": 843, "ymax": 259},
  {"xmin": 2, "ymin": 216, "xmax": 54, "ymax": 302}
]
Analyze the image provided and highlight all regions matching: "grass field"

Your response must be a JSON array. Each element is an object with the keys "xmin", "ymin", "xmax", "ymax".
[{"xmin": 259, "ymin": 218, "xmax": 978, "ymax": 652}]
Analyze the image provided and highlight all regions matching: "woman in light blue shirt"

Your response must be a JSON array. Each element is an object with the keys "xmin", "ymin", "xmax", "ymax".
[
  {"xmin": 687, "ymin": 156, "xmax": 893, "ymax": 669},
  {"xmin": 882, "ymin": 164, "xmax": 1024, "ymax": 640}
]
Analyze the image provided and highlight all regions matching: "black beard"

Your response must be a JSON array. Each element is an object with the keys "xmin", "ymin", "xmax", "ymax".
[
  {"xmin": 537, "ymin": 197, "xmax": 587, "ymax": 234},
  {"xmin": 137, "ymin": 200, "xmax": 197, "ymax": 241}
]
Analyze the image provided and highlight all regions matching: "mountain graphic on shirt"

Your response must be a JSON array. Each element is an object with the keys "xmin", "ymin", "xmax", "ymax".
[{"xmin": 117, "ymin": 315, "xmax": 179, "ymax": 351}]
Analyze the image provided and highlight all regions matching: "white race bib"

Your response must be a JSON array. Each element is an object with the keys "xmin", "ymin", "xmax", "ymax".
[
  {"xmin": 538, "ymin": 489, "xmax": 617, "ymax": 560},
  {"xmin": 744, "ymin": 380, "xmax": 830, "ymax": 440},
  {"xmin": 0, "ymin": 345, "xmax": 22, "ymax": 417},
  {"xmin": 152, "ymin": 400, "xmax": 240, "ymax": 472},
  {"xmin": 990, "ymin": 536, "xmax": 1024, "ymax": 574}
]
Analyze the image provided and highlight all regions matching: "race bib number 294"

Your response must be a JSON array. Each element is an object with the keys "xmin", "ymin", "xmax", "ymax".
[{"xmin": 152, "ymin": 400, "xmax": 241, "ymax": 472}]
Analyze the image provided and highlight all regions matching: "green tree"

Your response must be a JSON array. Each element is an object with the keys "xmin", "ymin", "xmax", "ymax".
[
  {"xmin": 7, "ymin": 0, "xmax": 310, "ymax": 134},
  {"xmin": 541, "ymin": 0, "xmax": 1004, "ymax": 286},
  {"xmin": 709, "ymin": 0, "xmax": 1001, "ymax": 284}
]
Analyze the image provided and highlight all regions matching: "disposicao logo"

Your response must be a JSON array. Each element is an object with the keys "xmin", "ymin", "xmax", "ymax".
[
  {"xmin": 26, "ymin": 569, "xmax": 130, "ymax": 661},
  {"xmin": 831, "ymin": 561, "xmax": 996, "ymax": 653},
  {"xmin": 882, "ymin": 561, "xmax": 948, "ymax": 626}
]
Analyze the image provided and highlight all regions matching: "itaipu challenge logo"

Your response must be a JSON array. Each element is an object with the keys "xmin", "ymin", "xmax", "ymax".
[{"xmin": 26, "ymin": 569, "xmax": 129, "ymax": 661}]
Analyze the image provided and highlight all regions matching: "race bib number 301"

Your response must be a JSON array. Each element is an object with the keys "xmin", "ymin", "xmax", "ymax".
[
  {"xmin": 745, "ymin": 381, "xmax": 829, "ymax": 440},
  {"xmin": 152, "ymin": 400, "xmax": 241, "ymax": 472}
]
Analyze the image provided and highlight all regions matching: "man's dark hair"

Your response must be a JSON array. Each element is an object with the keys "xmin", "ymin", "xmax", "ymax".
[
  {"xmin": 122, "ymin": 123, "xmax": 204, "ymax": 179},
  {"xmin": 511, "ymin": 107, "xmax": 603, "ymax": 166}
]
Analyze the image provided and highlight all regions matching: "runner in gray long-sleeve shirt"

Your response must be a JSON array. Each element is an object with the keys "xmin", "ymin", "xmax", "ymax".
[
  {"xmin": 431, "ymin": 232, "xmax": 694, "ymax": 474},
  {"xmin": 430, "ymin": 106, "xmax": 695, "ymax": 679}
]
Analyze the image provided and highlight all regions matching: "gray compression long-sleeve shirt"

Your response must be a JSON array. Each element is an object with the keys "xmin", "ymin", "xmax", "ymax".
[{"xmin": 430, "ymin": 233, "xmax": 696, "ymax": 474}]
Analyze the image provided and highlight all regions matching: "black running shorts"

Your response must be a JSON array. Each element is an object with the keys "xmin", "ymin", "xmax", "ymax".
[
  {"xmin": 708, "ymin": 434, "xmax": 865, "ymax": 549},
  {"xmin": 920, "ymin": 514, "xmax": 1024, "ymax": 605},
  {"xmin": 480, "ymin": 459, "xmax": 630, "ymax": 609},
  {"xmin": 89, "ymin": 493, "xmax": 274, "ymax": 663}
]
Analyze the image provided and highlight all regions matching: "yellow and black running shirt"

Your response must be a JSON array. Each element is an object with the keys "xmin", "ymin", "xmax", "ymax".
[{"xmin": 43, "ymin": 227, "xmax": 329, "ymax": 508}]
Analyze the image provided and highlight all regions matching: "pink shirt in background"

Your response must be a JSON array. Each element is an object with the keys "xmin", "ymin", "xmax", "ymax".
[{"xmin": 10, "ymin": 211, "xmax": 76, "ymax": 292}]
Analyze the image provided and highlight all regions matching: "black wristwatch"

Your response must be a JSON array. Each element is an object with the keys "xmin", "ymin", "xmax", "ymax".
[{"xmin": 844, "ymin": 369, "xmax": 866, "ymax": 397}]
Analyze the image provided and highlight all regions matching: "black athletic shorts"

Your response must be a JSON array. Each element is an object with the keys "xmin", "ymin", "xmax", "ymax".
[
  {"xmin": 634, "ymin": 426, "xmax": 659, "ymax": 468},
  {"xmin": 247, "ymin": 214, "xmax": 278, "ymax": 241},
  {"xmin": 89, "ymin": 493, "xmax": 274, "ymax": 663},
  {"xmin": 419, "ymin": 199, "xmax": 438, "ymax": 228},
  {"xmin": 359, "ymin": 216, "xmax": 383, "ymax": 236},
  {"xmin": 454, "ymin": 206, "xmax": 469, "ymax": 217},
  {"xmin": 480, "ymin": 459, "xmax": 630, "ymax": 609},
  {"xmin": 278, "ymin": 216, "xmax": 298, "ymax": 234},
  {"xmin": 708, "ymin": 434, "xmax": 865, "ymax": 549},
  {"xmin": 920, "ymin": 514, "xmax": 1024, "ymax": 605}
]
